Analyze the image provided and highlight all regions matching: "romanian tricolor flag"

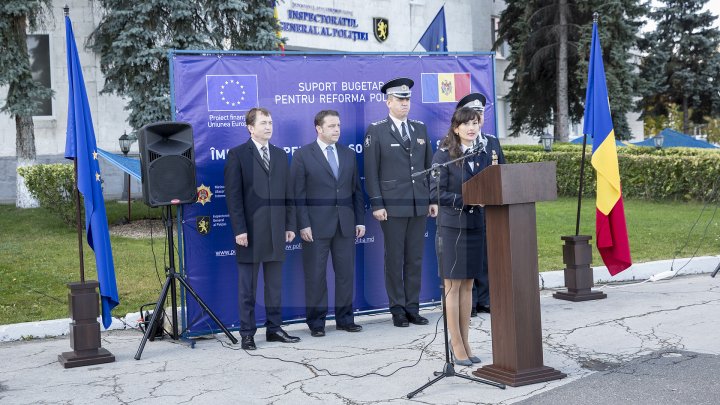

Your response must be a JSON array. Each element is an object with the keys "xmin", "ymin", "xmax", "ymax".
[
  {"xmin": 584, "ymin": 21, "xmax": 632, "ymax": 275},
  {"xmin": 421, "ymin": 73, "xmax": 471, "ymax": 103},
  {"xmin": 273, "ymin": 1, "xmax": 285, "ymax": 52}
]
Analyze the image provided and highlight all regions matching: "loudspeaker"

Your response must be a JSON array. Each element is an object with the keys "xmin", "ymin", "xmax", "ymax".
[{"xmin": 138, "ymin": 122, "xmax": 197, "ymax": 207}]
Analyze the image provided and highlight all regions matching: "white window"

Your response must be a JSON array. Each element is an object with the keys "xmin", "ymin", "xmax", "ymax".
[{"xmin": 491, "ymin": 16, "xmax": 508, "ymax": 59}]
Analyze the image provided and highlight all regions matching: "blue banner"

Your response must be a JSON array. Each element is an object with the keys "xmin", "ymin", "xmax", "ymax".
[{"xmin": 172, "ymin": 53, "xmax": 496, "ymax": 334}]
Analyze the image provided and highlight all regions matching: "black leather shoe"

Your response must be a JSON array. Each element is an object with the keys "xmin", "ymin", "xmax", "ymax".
[
  {"xmin": 407, "ymin": 313, "xmax": 429, "ymax": 325},
  {"xmin": 266, "ymin": 329, "xmax": 301, "ymax": 343},
  {"xmin": 392, "ymin": 313, "xmax": 409, "ymax": 327},
  {"xmin": 471, "ymin": 307, "xmax": 478, "ymax": 317},
  {"xmin": 477, "ymin": 305, "xmax": 491, "ymax": 314},
  {"xmin": 336, "ymin": 323, "xmax": 363, "ymax": 332},
  {"xmin": 310, "ymin": 329, "xmax": 325, "ymax": 337},
  {"xmin": 241, "ymin": 335, "xmax": 256, "ymax": 350}
]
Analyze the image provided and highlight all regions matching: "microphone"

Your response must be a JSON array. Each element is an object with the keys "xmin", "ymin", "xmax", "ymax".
[{"xmin": 471, "ymin": 135, "xmax": 487, "ymax": 154}]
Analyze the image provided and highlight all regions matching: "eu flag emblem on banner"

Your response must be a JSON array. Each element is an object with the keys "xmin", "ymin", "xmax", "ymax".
[
  {"xmin": 421, "ymin": 73, "xmax": 471, "ymax": 103},
  {"xmin": 64, "ymin": 15, "xmax": 119, "ymax": 329},
  {"xmin": 585, "ymin": 20, "xmax": 632, "ymax": 276},
  {"xmin": 206, "ymin": 75, "xmax": 259, "ymax": 111}
]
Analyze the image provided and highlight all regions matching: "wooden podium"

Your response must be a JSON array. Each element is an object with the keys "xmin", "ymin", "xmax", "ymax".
[{"xmin": 463, "ymin": 162, "xmax": 566, "ymax": 386}]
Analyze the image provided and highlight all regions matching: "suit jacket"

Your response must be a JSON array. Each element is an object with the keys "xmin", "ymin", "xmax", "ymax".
[
  {"xmin": 291, "ymin": 141, "xmax": 364, "ymax": 238},
  {"xmin": 430, "ymin": 134, "xmax": 506, "ymax": 229},
  {"xmin": 363, "ymin": 116, "xmax": 434, "ymax": 217},
  {"xmin": 224, "ymin": 139, "xmax": 295, "ymax": 263}
]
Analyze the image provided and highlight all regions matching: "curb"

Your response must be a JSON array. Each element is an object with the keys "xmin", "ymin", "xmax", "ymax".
[{"xmin": 2, "ymin": 255, "xmax": 718, "ymax": 342}]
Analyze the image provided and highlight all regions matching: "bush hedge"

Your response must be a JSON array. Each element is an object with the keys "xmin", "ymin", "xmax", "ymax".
[
  {"xmin": 503, "ymin": 144, "xmax": 720, "ymax": 202},
  {"xmin": 17, "ymin": 163, "xmax": 79, "ymax": 226}
]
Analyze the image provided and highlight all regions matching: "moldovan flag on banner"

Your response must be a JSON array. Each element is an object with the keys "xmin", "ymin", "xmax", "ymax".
[
  {"xmin": 584, "ymin": 20, "xmax": 632, "ymax": 275},
  {"xmin": 421, "ymin": 73, "xmax": 471, "ymax": 103}
]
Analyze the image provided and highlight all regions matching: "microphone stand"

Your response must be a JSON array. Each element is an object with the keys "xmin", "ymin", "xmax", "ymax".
[{"xmin": 407, "ymin": 147, "xmax": 505, "ymax": 399}]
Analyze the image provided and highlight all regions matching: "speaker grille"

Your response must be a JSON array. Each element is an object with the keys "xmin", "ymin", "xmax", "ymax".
[{"xmin": 138, "ymin": 121, "xmax": 197, "ymax": 207}]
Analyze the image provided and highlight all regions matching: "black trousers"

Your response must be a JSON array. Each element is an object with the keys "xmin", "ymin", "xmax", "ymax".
[
  {"xmin": 302, "ymin": 231, "xmax": 356, "ymax": 330},
  {"xmin": 472, "ymin": 233, "xmax": 490, "ymax": 307},
  {"xmin": 237, "ymin": 261, "xmax": 283, "ymax": 337},
  {"xmin": 380, "ymin": 215, "xmax": 426, "ymax": 316}
]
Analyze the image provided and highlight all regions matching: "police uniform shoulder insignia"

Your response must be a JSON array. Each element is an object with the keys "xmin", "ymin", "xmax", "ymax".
[
  {"xmin": 371, "ymin": 118, "xmax": 387, "ymax": 126},
  {"xmin": 409, "ymin": 119, "xmax": 425, "ymax": 125},
  {"xmin": 485, "ymin": 133, "xmax": 497, "ymax": 138},
  {"xmin": 439, "ymin": 147, "xmax": 448, "ymax": 152},
  {"xmin": 364, "ymin": 134, "xmax": 372, "ymax": 147}
]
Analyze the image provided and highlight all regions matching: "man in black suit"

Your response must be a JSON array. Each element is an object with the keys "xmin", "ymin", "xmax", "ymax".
[
  {"xmin": 454, "ymin": 93, "xmax": 506, "ymax": 317},
  {"xmin": 291, "ymin": 110, "xmax": 365, "ymax": 337},
  {"xmin": 363, "ymin": 77, "xmax": 438, "ymax": 327},
  {"xmin": 224, "ymin": 107, "xmax": 300, "ymax": 350}
]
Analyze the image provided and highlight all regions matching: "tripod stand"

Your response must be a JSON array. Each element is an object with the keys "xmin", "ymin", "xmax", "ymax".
[
  {"xmin": 712, "ymin": 261, "xmax": 720, "ymax": 278},
  {"xmin": 407, "ymin": 149, "xmax": 505, "ymax": 398},
  {"xmin": 135, "ymin": 205, "xmax": 237, "ymax": 360}
]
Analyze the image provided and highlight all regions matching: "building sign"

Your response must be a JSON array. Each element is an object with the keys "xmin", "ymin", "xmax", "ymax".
[{"xmin": 280, "ymin": 2, "xmax": 369, "ymax": 42}]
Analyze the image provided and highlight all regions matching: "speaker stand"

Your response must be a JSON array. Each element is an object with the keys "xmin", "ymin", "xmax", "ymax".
[{"xmin": 135, "ymin": 206, "xmax": 237, "ymax": 360}]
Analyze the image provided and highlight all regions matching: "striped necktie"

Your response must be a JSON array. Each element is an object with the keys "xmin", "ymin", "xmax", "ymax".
[{"xmin": 261, "ymin": 146, "xmax": 270, "ymax": 171}]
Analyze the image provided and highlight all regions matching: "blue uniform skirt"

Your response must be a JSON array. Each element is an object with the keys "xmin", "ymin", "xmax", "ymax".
[{"xmin": 437, "ymin": 225, "xmax": 485, "ymax": 280}]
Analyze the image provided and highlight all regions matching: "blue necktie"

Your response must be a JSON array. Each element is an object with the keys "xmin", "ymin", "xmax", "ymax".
[{"xmin": 326, "ymin": 145, "xmax": 339, "ymax": 179}]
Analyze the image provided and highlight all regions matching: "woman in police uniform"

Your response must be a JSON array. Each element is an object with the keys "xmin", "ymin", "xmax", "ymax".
[{"xmin": 430, "ymin": 107, "xmax": 488, "ymax": 366}]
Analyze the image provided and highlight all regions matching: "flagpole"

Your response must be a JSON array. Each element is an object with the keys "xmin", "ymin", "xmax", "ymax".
[
  {"xmin": 575, "ymin": 133, "xmax": 589, "ymax": 236},
  {"xmin": 553, "ymin": 12, "xmax": 607, "ymax": 302},
  {"xmin": 59, "ymin": 4, "xmax": 115, "ymax": 368},
  {"xmin": 74, "ymin": 160, "xmax": 85, "ymax": 282},
  {"xmin": 574, "ymin": 12, "xmax": 599, "ymax": 236}
]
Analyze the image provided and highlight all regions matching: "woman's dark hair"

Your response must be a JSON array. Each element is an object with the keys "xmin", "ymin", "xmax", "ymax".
[{"xmin": 439, "ymin": 107, "xmax": 482, "ymax": 164}]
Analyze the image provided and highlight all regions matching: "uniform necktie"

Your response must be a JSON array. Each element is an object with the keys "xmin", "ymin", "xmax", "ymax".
[
  {"xmin": 401, "ymin": 122, "xmax": 410, "ymax": 145},
  {"xmin": 326, "ymin": 145, "xmax": 339, "ymax": 179},
  {"xmin": 261, "ymin": 145, "xmax": 270, "ymax": 171}
]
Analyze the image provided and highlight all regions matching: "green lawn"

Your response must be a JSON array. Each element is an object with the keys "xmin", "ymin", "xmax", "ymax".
[{"xmin": 1, "ymin": 197, "xmax": 718, "ymax": 325}]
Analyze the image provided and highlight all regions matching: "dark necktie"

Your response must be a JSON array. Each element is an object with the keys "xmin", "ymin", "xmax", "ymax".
[
  {"xmin": 401, "ymin": 122, "xmax": 410, "ymax": 146},
  {"xmin": 326, "ymin": 145, "xmax": 338, "ymax": 179},
  {"xmin": 261, "ymin": 146, "xmax": 270, "ymax": 171}
]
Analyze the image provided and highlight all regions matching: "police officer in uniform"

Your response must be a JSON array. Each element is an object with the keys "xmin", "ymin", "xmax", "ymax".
[
  {"xmin": 363, "ymin": 77, "xmax": 438, "ymax": 327},
  {"xmin": 454, "ymin": 93, "xmax": 506, "ymax": 317}
]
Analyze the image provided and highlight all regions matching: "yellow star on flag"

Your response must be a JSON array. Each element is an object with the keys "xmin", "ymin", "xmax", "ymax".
[
  {"xmin": 92, "ymin": 150, "xmax": 98, "ymax": 160},
  {"xmin": 95, "ymin": 172, "xmax": 101, "ymax": 181}
]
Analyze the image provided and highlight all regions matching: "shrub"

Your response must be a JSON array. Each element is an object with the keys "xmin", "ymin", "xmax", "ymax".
[
  {"xmin": 17, "ymin": 163, "xmax": 79, "ymax": 226},
  {"xmin": 502, "ymin": 145, "xmax": 720, "ymax": 202}
]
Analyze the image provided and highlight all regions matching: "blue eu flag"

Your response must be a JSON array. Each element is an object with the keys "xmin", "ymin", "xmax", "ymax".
[
  {"xmin": 64, "ymin": 15, "xmax": 119, "ymax": 329},
  {"xmin": 206, "ymin": 75, "xmax": 259, "ymax": 111},
  {"xmin": 417, "ymin": 6, "xmax": 448, "ymax": 52}
]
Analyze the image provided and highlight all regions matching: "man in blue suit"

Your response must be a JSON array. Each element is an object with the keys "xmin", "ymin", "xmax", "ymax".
[{"xmin": 291, "ymin": 110, "xmax": 365, "ymax": 337}]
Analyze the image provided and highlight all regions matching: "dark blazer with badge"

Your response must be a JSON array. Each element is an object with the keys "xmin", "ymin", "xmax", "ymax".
[
  {"xmin": 224, "ymin": 139, "xmax": 295, "ymax": 263},
  {"xmin": 363, "ymin": 116, "xmax": 434, "ymax": 217},
  {"xmin": 430, "ymin": 134, "xmax": 506, "ymax": 228}
]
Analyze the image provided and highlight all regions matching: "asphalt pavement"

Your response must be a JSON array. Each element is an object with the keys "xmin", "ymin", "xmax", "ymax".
[{"xmin": 1, "ymin": 272, "xmax": 719, "ymax": 404}]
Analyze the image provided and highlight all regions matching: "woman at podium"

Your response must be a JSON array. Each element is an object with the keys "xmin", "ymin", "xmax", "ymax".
[{"xmin": 430, "ymin": 106, "xmax": 498, "ymax": 366}]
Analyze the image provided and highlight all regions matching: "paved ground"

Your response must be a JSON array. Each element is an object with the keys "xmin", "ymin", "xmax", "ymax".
[{"xmin": 1, "ymin": 273, "xmax": 719, "ymax": 404}]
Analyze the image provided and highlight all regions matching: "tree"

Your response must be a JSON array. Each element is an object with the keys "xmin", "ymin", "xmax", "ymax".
[
  {"xmin": 638, "ymin": 0, "xmax": 720, "ymax": 135},
  {"xmin": 88, "ymin": 0, "xmax": 284, "ymax": 130},
  {"xmin": 0, "ymin": 1, "xmax": 53, "ymax": 208},
  {"xmin": 497, "ymin": 0, "xmax": 647, "ymax": 141},
  {"xmin": 576, "ymin": 1, "xmax": 647, "ymax": 140},
  {"xmin": 498, "ymin": 0, "xmax": 585, "ymax": 142}
]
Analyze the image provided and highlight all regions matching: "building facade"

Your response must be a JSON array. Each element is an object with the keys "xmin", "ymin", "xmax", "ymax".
[{"xmin": 0, "ymin": 0, "xmax": 642, "ymax": 202}]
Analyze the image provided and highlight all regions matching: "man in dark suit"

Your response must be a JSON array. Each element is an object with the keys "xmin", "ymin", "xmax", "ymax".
[
  {"xmin": 454, "ymin": 93, "xmax": 506, "ymax": 317},
  {"xmin": 224, "ymin": 107, "xmax": 299, "ymax": 350},
  {"xmin": 291, "ymin": 110, "xmax": 365, "ymax": 337},
  {"xmin": 363, "ymin": 77, "xmax": 438, "ymax": 327}
]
